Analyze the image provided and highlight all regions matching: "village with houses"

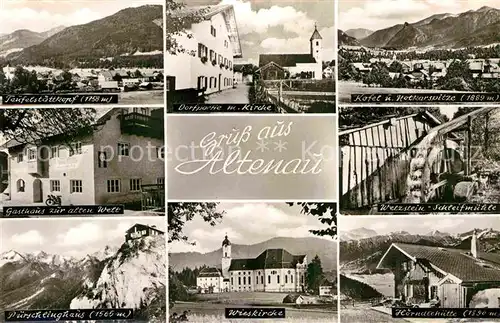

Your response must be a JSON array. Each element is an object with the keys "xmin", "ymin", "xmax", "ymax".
[
  {"xmin": 0, "ymin": 3, "xmax": 164, "ymax": 104},
  {"xmin": 1, "ymin": 65, "xmax": 164, "ymax": 94},
  {"xmin": 166, "ymin": 3, "xmax": 335, "ymax": 113},
  {"xmin": 338, "ymin": 4, "xmax": 500, "ymax": 103}
]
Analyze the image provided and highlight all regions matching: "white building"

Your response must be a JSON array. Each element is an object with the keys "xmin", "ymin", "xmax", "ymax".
[
  {"xmin": 258, "ymin": 25, "xmax": 323, "ymax": 80},
  {"xmin": 5, "ymin": 108, "xmax": 164, "ymax": 206},
  {"xmin": 196, "ymin": 235, "xmax": 307, "ymax": 294},
  {"xmin": 166, "ymin": 5, "xmax": 242, "ymax": 95}
]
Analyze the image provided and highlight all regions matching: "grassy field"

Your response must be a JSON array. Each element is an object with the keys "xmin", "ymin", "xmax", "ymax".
[
  {"xmin": 194, "ymin": 292, "xmax": 290, "ymax": 305},
  {"xmin": 119, "ymin": 89, "xmax": 164, "ymax": 104},
  {"xmin": 346, "ymin": 273, "xmax": 395, "ymax": 297},
  {"xmin": 172, "ymin": 302, "xmax": 337, "ymax": 323},
  {"xmin": 338, "ymin": 81, "xmax": 476, "ymax": 104},
  {"xmin": 172, "ymin": 292, "xmax": 337, "ymax": 322},
  {"xmin": 341, "ymin": 307, "xmax": 407, "ymax": 323}
]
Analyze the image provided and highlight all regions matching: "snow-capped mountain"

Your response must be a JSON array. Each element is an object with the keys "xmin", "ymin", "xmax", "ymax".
[
  {"xmin": 340, "ymin": 227, "xmax": 379, "ymax": 241},
  {"xmin": 0, "ymin": 250, "xmax": 25, "ymax": 266},
  {"xmin": 70, "ymin": 236, "xmax": 166, "ymax": 321},
  {"xmin": 0, "ymin": 233, "xmax": 165, "ymax": 321},
  {"xmin": 90, "ymin": 245, "xmax": 118, "ymax": 261}
]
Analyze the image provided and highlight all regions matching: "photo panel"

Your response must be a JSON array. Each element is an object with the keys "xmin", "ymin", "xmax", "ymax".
[
  {"xmin": 339, "ymin": 105, "xmax": 500, "ymax": 215},
  {"xmin": 338, "ymin": 0, "xmax": 500, "ymax": 105},
  {"xmin": 166, "ymin": 0, "xmax": 335, "ymax": 113},
  {"xmin": 339, "ymin": 215, "xmax": 500, "ymax": 322},
  {"xmin": 0, "ymin": 0, "xmax": 164, "ymax": 106},
  {"xmin": 0, "ymin": 107, "xmax": 165, "ymax": 217},
  {"xmin": 0, "ymin": 217, "xmax": 166, "ymax": 322},
  {"xmin": 168, "ymin": 201, "xmax": 337, "ymax": 322},
  {"xmin": 167, "ymin": 115, "xmax": 337, "ymax": 200}
]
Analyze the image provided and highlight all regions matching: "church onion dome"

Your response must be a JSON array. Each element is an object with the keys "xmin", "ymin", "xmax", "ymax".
[
  {"xmin": 310, "ymin": 24, "xmax": 322, "ymax": 41},
  {"xmin": 222, "ymin": 234, "xmax": 231, "ymax": 246}
]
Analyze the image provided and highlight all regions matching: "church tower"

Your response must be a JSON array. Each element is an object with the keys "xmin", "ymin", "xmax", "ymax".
[
  {"xmin": 221, "ymin": 234, "xmax": 231, "ymax": 278},
  {"xmin": 310, "ymin": 23, "xmax": 323, "ymax": 63}
]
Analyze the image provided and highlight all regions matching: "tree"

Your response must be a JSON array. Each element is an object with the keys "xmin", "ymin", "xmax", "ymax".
[
  {"xmin": 0, "ymin": 109, "xmax": 98, "ymax": 149},
  {"xmin": 0, "ymin": 69, "xmax": 7, "ymax": 93},
  {"xmin": 166, "ymin": 0, "xmax": 207, "ymax": 55},
  {"xmin": 10, "ymin": 67, "xmax": 43, "ymax": 94},
  {"xmin": 167, "ymin": 203, "xmax": 224, "ymax": 243},
  {"xmin": 388, "ymin": 61, "xmax": 403, "ymax": 73},
  {"xmin": 168, "ymin": 268, "xmax": 189, "ymax": 309},
  {"xmin": 306, "ymin": 255, "xmax": 323, "ymax": 294},
  {"xmin": 134, "ymin": 69, "xmax": 143, "ymax": 78},
  {"xmin": 287, "ymin": 203, "xmax": 336, "ymax": 238}
]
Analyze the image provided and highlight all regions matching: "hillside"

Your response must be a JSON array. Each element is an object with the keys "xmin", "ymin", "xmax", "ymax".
[
  {"xmin": 345, "ymin": 28, "xmax": 374, "ymax": 40},
  {"xmin": 359, "ymin": 6, "xmax": 500, "ymax": 49},
  {"xmin": 9, "ymin": 5, "xmax": 163, "ymax": 65},
  {"xmin": 0, "ymin": 236, "xmax": 165, "ymax": 322},
  {"xmin": 340, "ymin": 228, "xmax": 500, "ymax": 274},
  {"xmin": 71, "ymin": 236, "xmax": 166, "ymax": 322},
  {"xmin": 340, "ymin": 274, "xmax": 382, "ymax": 301},
  {"xmin": 338, "ymin": 30, "xmax": 360, "ymax": 46},
  {"xmin": 0, "ymin": 30, "xmax": 45, "ymax": 57},
  {"xmin": 169, "ymin": 237, "xmax": 337, "ymax": 272}
]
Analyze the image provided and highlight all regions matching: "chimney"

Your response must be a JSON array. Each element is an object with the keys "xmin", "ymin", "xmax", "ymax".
[{"xmin": 471, "ymin": 229, "xmax": 478, "ymax": 258}]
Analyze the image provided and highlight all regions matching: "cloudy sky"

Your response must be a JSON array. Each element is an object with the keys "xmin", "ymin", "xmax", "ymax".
[
  {"xmin": 341, "ymin": 216, "xmax": 500, "ymax": 236},
  {"xmin": 1, "ymin": 217, "xmax": 165, "ymax": 258},
  {"xmin": 183, "ymin": 0, "xmax": 335, "ymax": 65},
  {"xmin": 339, "ymin": 0, "xmax": 500, "ymax": 31},
  {"xmin": 169, "ymin": 202, "xmax": 333, "ymax": 253},
  {"xmin": 0, "ymin": 0, "xmax": 162, "ymax": 34}
]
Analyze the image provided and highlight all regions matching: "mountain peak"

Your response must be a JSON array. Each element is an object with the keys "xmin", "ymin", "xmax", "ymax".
[
  {"xmin": 477, "ymin": 6, "xmax": 494, "ymax": 12},
  {"xmin": 359, "ymin": 6, "xmax": 500, "ymax": 49}
]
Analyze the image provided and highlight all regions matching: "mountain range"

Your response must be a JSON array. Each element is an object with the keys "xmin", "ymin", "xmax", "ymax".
[
  {"xmin": 0, "ymin": 26, "xmax": 65, "ymax": 57},
  {"xmin": 169, "ymin": 237, "xmax": 337, "ymax": 272},
  {"xmin": 346, "ymin": 6, "xmax": 500, "ymax": 49},
  {"xmin": 5, "ymin": 5, "xmax": 163, "ymax": 65},
  {"xmin": 345, "ymin": 28, "xmax": 374, "ymax": 40},
  {"xmin": 340, "ymin": 228, "xmax": 500, "ymax": 274},
  {"xmin": 338, "ymin": 29, "xmax": 361, "ymax": 46},
  {"xmin": 0, "ymin": 236, "xmax": 166, "ymax": 321}
]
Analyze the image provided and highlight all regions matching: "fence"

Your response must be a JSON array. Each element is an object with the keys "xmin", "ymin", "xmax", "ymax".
[{"xmin": 339, "ymin": 114, "xmax": 436, "ymax": 210}]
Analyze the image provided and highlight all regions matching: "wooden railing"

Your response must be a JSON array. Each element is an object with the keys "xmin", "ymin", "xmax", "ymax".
[{"xmin": 340, "ymin": 114, "xmax": 435, "ymax": 210}]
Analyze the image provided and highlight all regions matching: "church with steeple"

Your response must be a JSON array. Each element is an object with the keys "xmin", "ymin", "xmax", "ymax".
[
  {"xmin": 196, "ymin": 234, "xmax": 308, "ymax": 294},
  {"xmin": 257, "ymin": 24, "xmax": 324, "ymax": 80}
]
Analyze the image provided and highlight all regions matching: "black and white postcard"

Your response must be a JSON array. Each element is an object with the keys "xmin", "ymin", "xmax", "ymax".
[
  {"xmin": 0, "ymin": 0, "xmax": 164, "ymax": 105},
  {"xmin": 0, "ymin": 217, "xmax": 166, "ymax": 322},
  {"xmin": 340, "ymin": 106, "xmax": 500, "ymax": 215},
  {"xmin": 0, "ymin": 107, "xmax": 165, "ymax": 216},
  {"xmin": 166, "ymin": 0, "xmax": 335, "ymax": 113},
  {"xmin": 168, "ymin": 202, "xmax": 337, "ymax": 322},
  {"xmin": 339, "ymin": 216, "xmax": 500, "ymax": 322},
  {"xmin": 338, "ymin": 1, "xmax": 500, "ymax": 104}
]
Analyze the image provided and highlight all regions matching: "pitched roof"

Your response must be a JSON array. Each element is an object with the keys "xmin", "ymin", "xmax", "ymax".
[
  {"xmin": 228, "ymin": 248, "xmax": 306, "ymax": 271},
  {"xmin": 126, "ymin": 223, "xmax": 165, "ymax": 234},
  {"xmin": 171, "ymin": 4, "xmax": 242, "ymax": 58},
  {"xmin": 259, "ymin": 54, "xmax": 316, "ymax": 67},
  {"xmin": 384, "ymin": 243, "xmax": 500, "ymax": 283},
  {"xmin": 310, "ymin": 26, "xmax": 322, "ymax": 41},
  {"xmin": 198, "ymin": 267, "xmax": 223, "ymax": 278}
]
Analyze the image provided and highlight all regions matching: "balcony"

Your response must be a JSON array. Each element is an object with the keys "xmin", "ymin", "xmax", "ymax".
[
  {"xmin": 120, "ymin": 112, "xmax": 164, "ymax": 139},
  {"xmin": 25, "ymin": 147, "xmax": 49, "ymax": 176}
]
